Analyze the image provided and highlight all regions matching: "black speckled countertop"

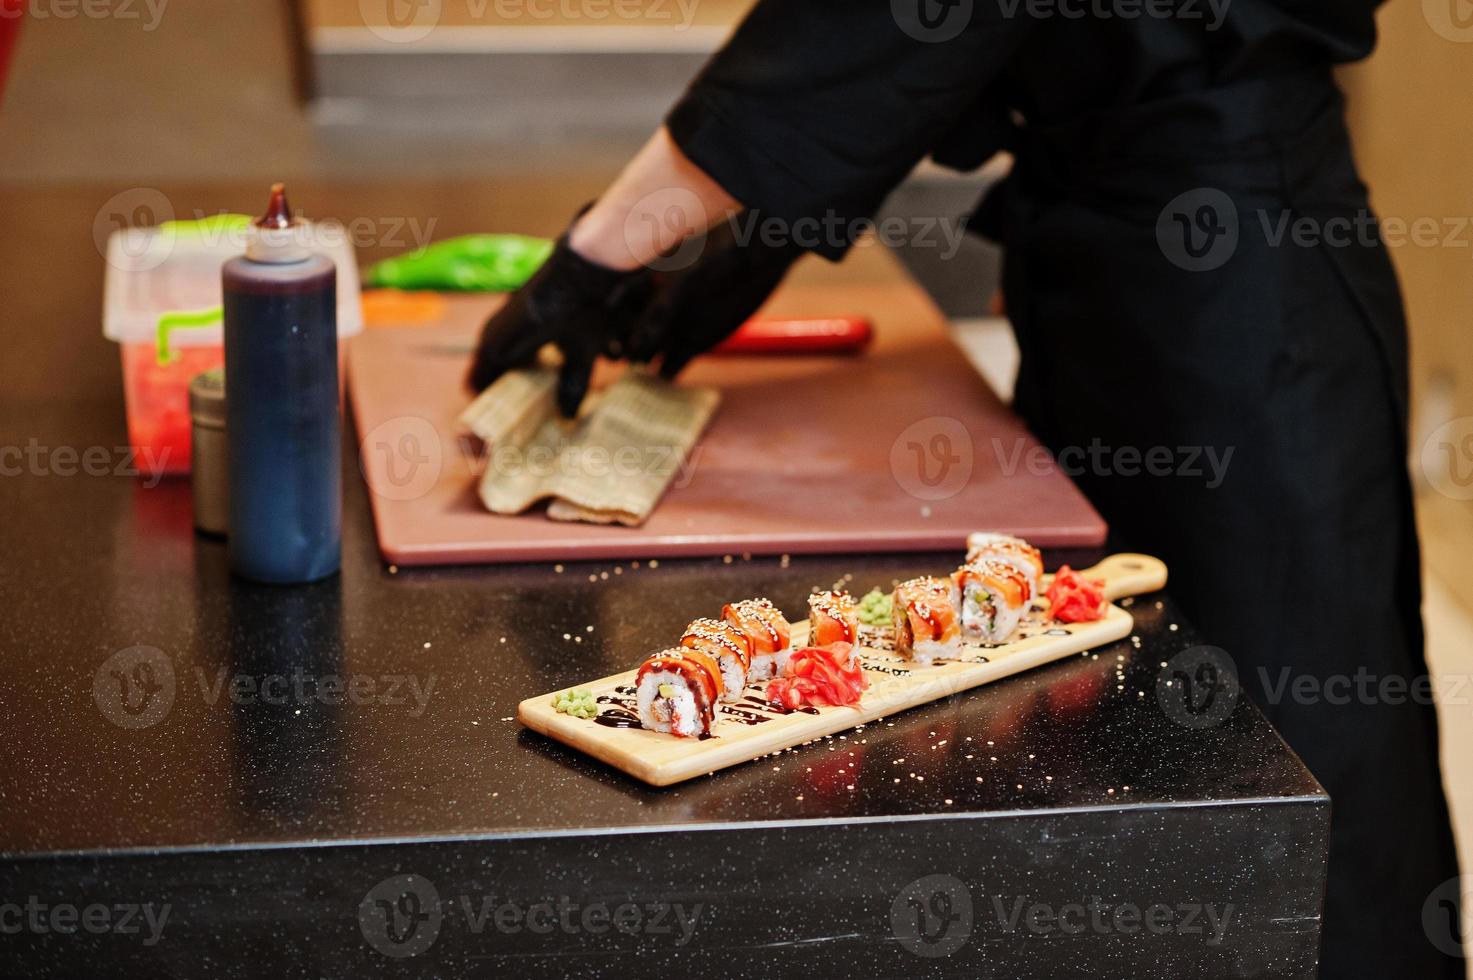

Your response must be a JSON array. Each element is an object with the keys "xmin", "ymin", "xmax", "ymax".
[
  {"xmin": 0, "ymin": 183, "xmax": 1328, "ymax": 979},
  {"xmin": 0, "ymin": 469, "xmax": 1319, "ymax": 853}
]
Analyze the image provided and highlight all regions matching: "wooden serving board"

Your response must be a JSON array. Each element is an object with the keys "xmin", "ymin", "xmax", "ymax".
[{"xmin": 518, "ymin": 554, "xmax": 1167, "ymax": 786}]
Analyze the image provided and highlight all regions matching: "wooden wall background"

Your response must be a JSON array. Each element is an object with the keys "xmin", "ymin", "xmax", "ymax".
[{"xmin": 1342, "ymin": 1, "xmax": 1473, "ymax": 609}]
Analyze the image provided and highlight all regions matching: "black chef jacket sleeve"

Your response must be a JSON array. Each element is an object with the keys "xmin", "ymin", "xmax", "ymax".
[{"xmin": 665, "ymin": 0, "xmax": 1034, "ymax": 259}]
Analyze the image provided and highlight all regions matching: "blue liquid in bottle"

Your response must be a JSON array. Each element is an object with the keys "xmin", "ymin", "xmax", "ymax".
[{"xmin": 223, "ymin": 184, "xmax": 342, "ymax": 584}]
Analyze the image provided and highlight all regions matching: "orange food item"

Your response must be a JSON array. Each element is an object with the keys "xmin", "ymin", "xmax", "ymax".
[
  {"xmin": 722, "ymin": 597, "xmax": 791, "ymax": 657},
  {"xmin": 894, "ymin": 576, "xmax": 962, "ymax": 652},
  {"xmin": 360, "ymin": 288, "xmax": 447, "ymax": 328},
  {"xmin": 680, "ymin": 618, "xmax": 753, "ymax": 673},
  {"xmin": 808, "ymin": 590, "xmax": 859, "ymax": 648}
]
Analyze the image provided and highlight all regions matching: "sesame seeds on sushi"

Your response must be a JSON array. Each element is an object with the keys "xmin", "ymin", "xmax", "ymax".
[
  {"xmin": 952, "ymin": 558, "xmax": 1031, "ymax": 644},
  {"xmin": 635, "ymin": 647, "xmax": 724, "ymax": 738},
  {"xmin": 680, "ymin": 617, "xmax": 753, "ymax": 702},
  {"xmin": 892, "ymin": 576, "xmax": 962, "ymax": 665},
  {"xmin": 807, "ymin": 590, "xmax": 861, "ymax": 668},
  {"xmin": 721, "ymin": 597, "xmax": 792, "ymax": 681},
  {"xmin": 965, "ymin": 531, "xmax": 1044, "ymax": 600}
]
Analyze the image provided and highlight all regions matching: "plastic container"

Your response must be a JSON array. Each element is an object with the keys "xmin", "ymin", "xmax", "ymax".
[{"xmin": 102, "ymin": 213, "xmax": 362, "ymax": 477}]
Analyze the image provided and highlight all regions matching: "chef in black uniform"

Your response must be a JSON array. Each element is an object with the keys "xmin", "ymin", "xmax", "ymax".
[{"xmin": 470, "ymin": 3, "xmax": 1462, "ymax": 975}]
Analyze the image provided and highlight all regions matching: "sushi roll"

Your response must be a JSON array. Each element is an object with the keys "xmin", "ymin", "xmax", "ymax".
[
  {"xmin": 965, "ymin": 531, "xmax": 1043, "ymax": 600},
  {"xmin": 892, "ymin": 577, "xmax": 962, "ymax": 665},
  {"xmin": 636, "ymin": 647, "xmax": 724, "ymax": 737},
  {"xmin": 680, "ymin": 618, "xmax": 753, "ymax": 702},
  {"xmin": 808, "ymin": 590, "xmax": 860, "ymax": 668},
  {"xmin": 952, "ymin": 558, "xmax": 1031, "ymax": 644},
  {"xmin": 722, "ymin": 597, "xmax": 792, "ymax": 682}
]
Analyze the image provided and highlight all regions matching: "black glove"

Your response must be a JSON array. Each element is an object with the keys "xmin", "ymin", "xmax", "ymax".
[
  {"xmin": 628, "ymin": 217, "xmax": 802, "ymax": 378},
  {"xmin": 467, "ymin": 232, "xmax": 652, "ymax": 417}
]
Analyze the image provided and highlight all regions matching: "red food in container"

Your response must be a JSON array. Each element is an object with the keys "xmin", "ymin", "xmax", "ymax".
[{"xmin": 102, "ymin": 214, "xmax": 363, "ymax": 477}]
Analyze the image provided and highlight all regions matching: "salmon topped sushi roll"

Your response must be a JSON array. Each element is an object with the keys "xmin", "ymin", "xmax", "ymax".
[
  {"xmin": 965, "ymin": 531, "xmax": 1043, "ymax": 600},
  {"xmin": 680, "ymin": 618, "xmax": 753, "ymax": 701},
  {"xmin": 952, "ymin": 558, "xmax": 1030, "ymax": 644},
  {"xmin": 722, "ymin": 597, "xmax": 792, "ymax": 682},
  {"xmin": 636, "ymin": 647, "xmax": 724, "ymax": 737},
  {"xmin": 808, "ymin": 590, "xmax": 860, "ymax": 667},
  {"xmin": 892, "ymin": 577, "xmax": 962, "ymax": 665}
]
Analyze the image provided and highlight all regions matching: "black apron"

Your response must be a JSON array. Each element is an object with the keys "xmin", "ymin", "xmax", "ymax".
[
  {"xmin": 665, "ymin": 5, "xmax": 1464, "ymax": 972},
  {"xmin": 978, "ymin": 70, "xmax": 1462, "ymax": 979}
]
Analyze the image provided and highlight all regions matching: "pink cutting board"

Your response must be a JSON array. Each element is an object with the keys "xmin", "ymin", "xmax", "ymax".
[{"xmin": 347, "ymin": 283, "xmax": 1105, "ymax": 565}]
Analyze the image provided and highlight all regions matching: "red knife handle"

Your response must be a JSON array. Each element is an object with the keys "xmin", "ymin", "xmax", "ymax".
[{"xmin": 711, "ymin": 316, "xmax": 874, "ymax": 355}]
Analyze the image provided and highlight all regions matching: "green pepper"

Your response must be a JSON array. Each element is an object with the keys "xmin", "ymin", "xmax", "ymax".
[{"xmin": 364, "ymin": 234, "xmax": 554, "ymax": 292}]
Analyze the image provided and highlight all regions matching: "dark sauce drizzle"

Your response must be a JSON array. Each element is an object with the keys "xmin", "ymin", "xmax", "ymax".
[
  {"xmin": 594, "ymin": 686, "xmax": 642, "ymax": 728},
  {"xmin": 742, "ymin": 694, "xmax": 819, "ymax": 716},
  {"xmin": 594, "ymin": 683, "xmax": 728, "ymax": 738}
]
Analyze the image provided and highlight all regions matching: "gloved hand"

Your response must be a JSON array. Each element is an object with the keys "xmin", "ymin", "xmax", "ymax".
[
  {"xmin": 467, "ymin": 231, "xmax": 652, "ymax": 417},
  {"xmin": 628, "ymin": 217, "xmax": 802, "ymax": 378}
]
